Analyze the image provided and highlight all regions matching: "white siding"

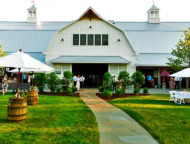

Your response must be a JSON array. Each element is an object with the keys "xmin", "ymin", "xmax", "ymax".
[{"xmin": 46, "ymin": 18, "xmax": 137, "ymax": 75}]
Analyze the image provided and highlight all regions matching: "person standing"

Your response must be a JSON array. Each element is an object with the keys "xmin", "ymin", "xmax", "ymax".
[
  {"xmin": 147, "ymin": 74, "xmax": 152, "ymax": 88},
  {"xmin": 76, "ymin": 75, "xmax": 80, "ymax": 91},
  {"xmin": 174, "ymin": 77, "xmax": 179, "ymax": 89},
  {"xmin": 80, "ymin": 75, "xmax": 85, "ymax": 90},
  {"xmin": 2, "ymin": 78, "xmax": 8, "ymax": 95},
  {"xmin": 73, "ymin": 75, "xmax": 77, "ymax": 86}
]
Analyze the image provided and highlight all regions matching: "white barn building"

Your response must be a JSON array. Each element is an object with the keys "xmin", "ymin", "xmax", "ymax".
[{"xmin": 1, "ymin": 3, "xmax": 190, "ymax": 87}]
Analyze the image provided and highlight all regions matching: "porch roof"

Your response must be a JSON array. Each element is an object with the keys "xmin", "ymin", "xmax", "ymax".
[{"xmin": 50, "ymin": 56, "xmax": 131, "ymax": 64}]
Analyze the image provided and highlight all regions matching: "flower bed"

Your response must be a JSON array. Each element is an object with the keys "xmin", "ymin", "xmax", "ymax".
[
  {"xmin": 39, "ymin": 92, "xmax": 80, "ymax": 97},
  {"xmin": 96, "ymin": 93, "xmax": 149, "ymax": 101}
]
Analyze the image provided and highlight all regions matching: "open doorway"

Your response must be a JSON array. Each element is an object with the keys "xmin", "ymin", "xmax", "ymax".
[{"xmin": 72, "ymin": 64, "xmax": 108, "ymax": 88}]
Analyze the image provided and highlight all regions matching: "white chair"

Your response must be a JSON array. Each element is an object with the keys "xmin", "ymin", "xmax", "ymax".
[
  {"xmin": 169, "ymin": 91, "xmax": 176, "ymax": 102},
  {"xmin": 175, "ymin": 92, "xmax": 185, "ymax": 104}
]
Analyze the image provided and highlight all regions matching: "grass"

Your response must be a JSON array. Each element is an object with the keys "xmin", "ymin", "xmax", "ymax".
[
  {"xmin": 110, "ymin": 94, "xmax": 190, "ymax": 144},
  {"xmin": 0, "ymin": 93, "xmax": 99, "ymax": 144}
]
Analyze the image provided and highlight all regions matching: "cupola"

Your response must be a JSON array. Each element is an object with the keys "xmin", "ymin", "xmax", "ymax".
[
  {"xmin": 147, "ymin": 3, "xmax": 160, "ymax": 24},
  {"xmin": 27, "ymin": 2, "xmax": 37, "ymax": 23}
]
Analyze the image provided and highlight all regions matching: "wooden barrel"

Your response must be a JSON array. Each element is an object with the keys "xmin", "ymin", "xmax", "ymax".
[
  {"xmin": 27, "ymin": 89, "xmax": 38, "ymax": 106},
  {"xmin": 185, "ymin": 99, "xmax": 190, "ymax": 104},
  {"xmin": 8, "ymin": 97, "xmax": 27, "ymax": 122}
]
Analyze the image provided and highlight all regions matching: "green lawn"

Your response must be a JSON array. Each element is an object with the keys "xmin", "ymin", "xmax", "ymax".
[
  {"xmin": 0, "ymin": 94, "xmax": 99, "ymax": 144},
  {"xmin": 110, "ymin": 94, "xmax": 190, "ymax": 144}
]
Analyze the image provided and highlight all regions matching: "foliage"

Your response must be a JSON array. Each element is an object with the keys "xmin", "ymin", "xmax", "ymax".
[
  {"xmin": 131, "ymin": 71, "xmax": 145, "ymax": 89},
  {"xmin": 34, "ymin": 73, "xmax": 47, "ymax": 92},
  {"xmin": 168, "ymin": 28, "xmax": 190, "ymax": 72},
  {"xmin": 72, "ymin": 86, "xmax": 78, "ymax": 93},
  {"xmin": 143, "ymin": 87, "xmax": 149, "ymax": 94},
  {"xmin": 110, "ymin": 94, "xmax": 190, "ymax": 144},
  {"xmin": 98, "ymin": 86, "xmax": 104, "ymax": 93},
  {"xmin": 116, "ymin": 88, "xmax": 124, "ymax": 96},
  {"xmin": 63, "ymin": 71, "xmax": 73, "ymax": 88},
  {"xmin": 64, "ymin": 71, "xmax": 73, "ymax": 80},
  {"xmin": 46, "ymin": 72, "xmax": 60, "ymax": 92},
  {"xmin": 133, "ymin": 87, "xmax": 141, "ymax": 95},
  {"xmin": 102, "ymin": 72, "xmax": 112, "ymax": 90},
  {"xmin": 56, "ymin": 87, "xmax": 62, "ymax": 93},
  {"xmin": 118, "ymin": 71, "xmax": 130, "ymax": 92},
  {"xmin": 0, "ymin": 44, "xmax": 6, "ymax": 58},
  {"xmin": 66, "ymin": 87, "xmax": 73, "ymax": 95},
  {"xmin": 103, "ymin": 89, "xmax": 112, "ymax": 97},
  {"xmin": 0, "ymin": 94, "xmax": 99, "ymax": 144}
]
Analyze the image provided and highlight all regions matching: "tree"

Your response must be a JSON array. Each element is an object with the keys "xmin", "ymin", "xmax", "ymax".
[
  {"xmin": 0, "ymin": 44, "xmax": 6, "ymax": 57},
  {"xmin": 168, "ymin": 28, "xmax": 190, "ymax": 72}
]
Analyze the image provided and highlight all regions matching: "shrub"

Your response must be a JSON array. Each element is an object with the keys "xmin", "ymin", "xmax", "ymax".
[
  {"xmin": 143, "ymin": 87, "xmax": 149, "ymax": 94},
  {"xmin": 34, "ymin": 73, "xmax": 47, "ymax": 92},
  {"xmin": 134, "ymin": 87, "xmax": 141, "ymax": 95},
  {"xmin": 63, "ymin": 71, "xmax": 73, "ymax": 88},
  {"xmin": 56, "ymin": 87, "xmax": 62, "ymax": 94},
  {"xmin": 103, "ymin": 72, "xmax": 112, "ymax": 89},
  {"xmin": 116, "ymin": 88, "xmax": 124, "ymax": 96},
  {"xmin": 67, "ymin": 87, "xmax": 73, "ymax": 95},
  {"xmin": 46, "ymin": 72, "xmax": 60, "ymax": 93},
  {"xmin": 98, "ymin": 86, "xmax": 104, "ymax": 93},
  {"xmin": 103, "ymin": 89, "xmax": 112, "ymax": 97},
  {"xmin": 72, "ymin": 86, "xmax": 78, "ymax": 93},
  {"xmin": 118, "ymin": 71, "xmax": 130, "ymax": 90},
  {"xmin": 64, "ymin": 71, "xmax": 72, "ymax": 80},
  {"xmin": 131, "ymin": 71, "xmax": 145, "ymax": 89}
]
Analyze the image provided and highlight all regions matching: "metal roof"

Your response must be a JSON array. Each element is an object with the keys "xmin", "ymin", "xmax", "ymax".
[
  {"xmin": 0, "ymin": 30, "xmax": 56, "ymax": 52},
  {"xmin": 149, "ymin": 4, "xmax": 160, "ymax": 10},
  {"xmin": 137, "ymin": 53, "xmax": 172, "ymax": 66},
  {"xmin": 27, "ymin": 4, "xmax": 37, "ymax": 10},
  {"xmin": 50, "ymin": 56, "xmax": 131, "ymax": 64},
  {"xmin": 126, "ymin": 31, "xmax": 184, "ymax": 53}
]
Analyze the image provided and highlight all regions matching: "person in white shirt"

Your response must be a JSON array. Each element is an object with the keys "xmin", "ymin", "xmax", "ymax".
[
  {"xmin": 73, "ymin": 75, "xmax": 77, "ymax": 86},
  {"xmin": 80, "ymin": 75, "xmax": 85, "ymax": 90},
  {"xmin": 76, "ymin": 75, "xmax": 80, "ymax": 91}
]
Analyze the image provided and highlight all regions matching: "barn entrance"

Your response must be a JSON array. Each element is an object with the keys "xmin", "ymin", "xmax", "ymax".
[{"xmin": 72, "ymin": 64, "xmax": 108, "ymax": 88}]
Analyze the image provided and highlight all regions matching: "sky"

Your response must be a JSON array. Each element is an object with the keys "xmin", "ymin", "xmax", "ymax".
[{"xmin": 0, "ymin": 0, "xmax": 189, "ymax": 22}]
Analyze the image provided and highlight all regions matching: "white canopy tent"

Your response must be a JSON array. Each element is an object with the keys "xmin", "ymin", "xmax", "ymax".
[
  {"xmin": 0, "ymin": 50, "xmax": 54, "ymax": 96},
  {"xmin": 9, "ymin": 68, "xmax": 54, "ymax": 73},
  {"xmin": 170, "ymin": 68, "xmax": 190, "ymax": 78}
]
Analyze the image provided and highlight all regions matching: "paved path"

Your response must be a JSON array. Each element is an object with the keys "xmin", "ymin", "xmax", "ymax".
[{"xmin": 80, "ymin": 89, "xmax": 159, "ymax": 144}]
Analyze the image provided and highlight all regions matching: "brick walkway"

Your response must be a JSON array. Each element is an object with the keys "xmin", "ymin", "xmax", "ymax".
[{"xmin": 80, "ymin": 89, "xmax": 159, "ymax": 144}]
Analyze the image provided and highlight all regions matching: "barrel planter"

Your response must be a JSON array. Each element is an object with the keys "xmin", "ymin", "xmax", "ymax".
[
  {"xmin": 27, "ymin": 89, "xmax": 39, "ymax": 106},
  {"xmin": 185, "ymin": 99, "xmax": 190, "ymax": 104},
  {"xmin": 8, "ymin": 97, "xmax": 27, "ymax": 122}
]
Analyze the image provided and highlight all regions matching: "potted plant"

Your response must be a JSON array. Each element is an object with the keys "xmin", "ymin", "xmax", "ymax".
[{"xmin": 161, "ymin": 70, "xmax": 170, "ymax": 89}]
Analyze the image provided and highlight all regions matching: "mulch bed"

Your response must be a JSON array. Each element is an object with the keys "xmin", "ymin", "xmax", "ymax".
[
  {"xmin": 96, "ymin": 93, "xmax": 149, "ymax": 101},
  {"xmin": 39, "ymin": 92, "xmax": 80, "ymax": 97}
]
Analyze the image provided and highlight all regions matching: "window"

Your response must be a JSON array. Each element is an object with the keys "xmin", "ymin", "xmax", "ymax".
[
  {"xmin": 102, "ymin": 34, "xmax": 108, "ymax": 46},
  {"xmin": 80, "ymin": 34, "xmax": 86, "ymax": 45},
  {"xmin": 73, "ymin": 34, "xmax": 79, "ymax": 45},
  {"xmin": 95, "ymin": 34, "xmax": 101, "ymax": 45},
  {"xmin": 88, "ymin": 34, "xmax": 94, "ymax": 45}
]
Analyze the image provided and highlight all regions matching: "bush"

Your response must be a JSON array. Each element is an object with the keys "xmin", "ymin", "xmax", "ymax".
[
  {"xmin": 46, "ymin": 72, "xmax": 60, "ymax": 93},
  {"xmin": 118, "ymin": 71, "xmax": 130, "ymax": 90},
  {"xmin": 72, "ymin": 86, "xmax": 78, "ymax": 93},
  {"xmin": 56, "ymin": 87, "xmax": 62, "ymax": 94},
  {"xmin": 134, "ymin": 87, "xmax": 141, "ymax": 95},
  {"xmin": 98, "ymin": 86, "xmax": 104, "ymax": 93},
  {"xmin": 34, "ymin": 73, "xmax": 47, "ymax": 92},
  {"xmin": 64, "ymin": 71, "xmax": 72, "ymax": 80},
  {"xmin": 103, "ymin": 89, "xmax": 112, "ymax": 97},
  {"xmin": 116, "ymin": 88, "xmax": 124, "ymax": 96},
  {"xmin": 143, "ymin": 87, "xmax": 149, "ymax": 94},
  {"xmin": 67, "ymin": 87, "xmax": 73, "ymax": 95},
  {"xmin": 131, "ymin": 71, "xmax": 145, "ymax": 89}
]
